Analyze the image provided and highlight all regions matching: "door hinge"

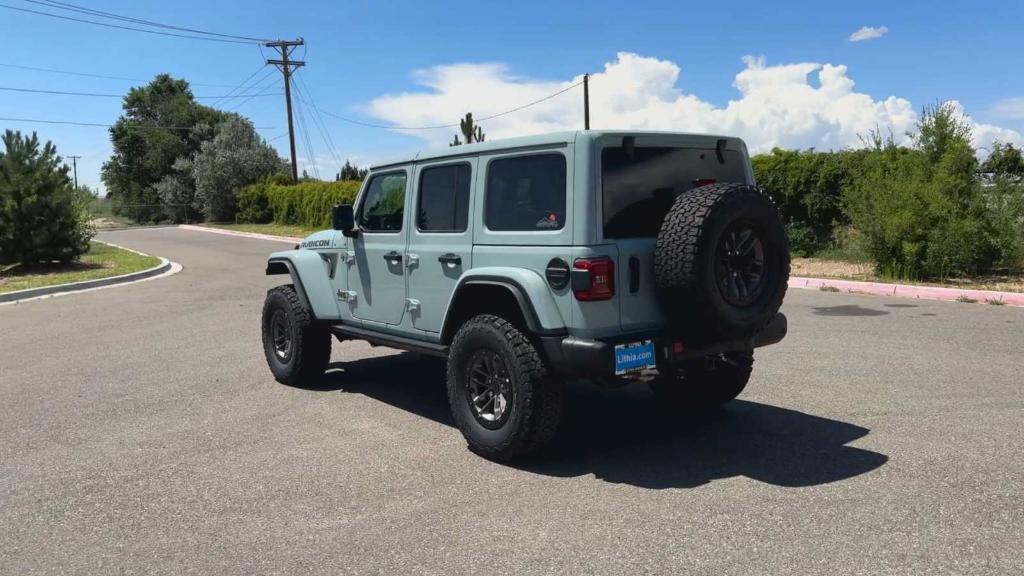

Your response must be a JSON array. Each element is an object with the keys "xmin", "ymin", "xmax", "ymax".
[
  {"xmin": 405, "ymin": 253, "xmax": 419, "ymax": 268},
  {"xmin": 337, "ymin": 289, "xmax": 357, "ymax": 302},
  {"xmin": 342, "ymin": 251, "xmax": 356, "ymax": 264},
  {"xmin": 405, "ymin": 298, "xmax": 421, "ymax": 311}
]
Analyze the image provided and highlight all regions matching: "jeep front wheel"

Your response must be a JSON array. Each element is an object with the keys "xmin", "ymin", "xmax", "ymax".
[
  {"xmin": 261, "ymin": 285, "xmax": 331, "ymax": 386},
  {"xmin": 446, "ymin": 314, "xmax": 563, "ymax": 462}
]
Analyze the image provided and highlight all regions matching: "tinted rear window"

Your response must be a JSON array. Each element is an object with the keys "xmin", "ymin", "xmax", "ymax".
[
  {"xmin": 485, "ymin": 154, "xmax": 566, "ymax": 231},
  {"xmin": 602, "ymin": 146, "xmax": 747, "ymax": 238},
  {"xmin": 418, "ymin": 163, "xmax": 471, "ymax": 232}
]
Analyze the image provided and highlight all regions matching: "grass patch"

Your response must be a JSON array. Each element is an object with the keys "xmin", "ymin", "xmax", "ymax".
[
  {"xmin": 819, "ymin": 285, "xmax": 840, "ymax": 292},
  {"xmin": 0, "ymin": 242, "xmax": 160, "ymax": 294},
  {"xmin": 986, "ymin": 298, "xmax": 1006, "ymax": 306},
  {"xmin": 204, "ymin": 223, "xmax": 317, "ymax": 238},
  {"xmin": 955, "ymin": 295, "xmax": 978, "ymax": 304}
]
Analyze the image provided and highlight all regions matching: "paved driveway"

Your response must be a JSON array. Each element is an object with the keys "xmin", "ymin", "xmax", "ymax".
[{"xmin": 2, "ymin": 227, "xmax": 1021, "ymax": 575}]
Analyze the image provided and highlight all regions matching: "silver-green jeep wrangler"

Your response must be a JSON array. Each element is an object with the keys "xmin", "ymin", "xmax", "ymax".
[{"xmin": 262, "ymin": 131, "xmax": 789, "ymax": 461}]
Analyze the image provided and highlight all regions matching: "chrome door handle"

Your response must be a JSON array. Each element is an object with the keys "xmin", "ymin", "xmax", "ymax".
[{"xmin": 383, "ymin": 251, "xmax": 403, "ymax": 264}]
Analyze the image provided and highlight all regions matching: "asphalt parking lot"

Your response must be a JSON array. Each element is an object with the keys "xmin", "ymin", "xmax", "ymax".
[{"xmin": 2, "ymin": 227, "xmax": 1022, "ymax": 575}]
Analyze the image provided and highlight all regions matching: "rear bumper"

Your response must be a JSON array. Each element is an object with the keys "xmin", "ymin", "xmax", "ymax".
[{"xmin": 542, "ymin": 313, "xmax": 787, "ymax": 378}]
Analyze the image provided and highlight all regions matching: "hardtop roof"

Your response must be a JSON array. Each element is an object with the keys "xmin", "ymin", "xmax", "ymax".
[{"xmin": 369, "ymin": 130, "xmax": 740, "ymax": 170}]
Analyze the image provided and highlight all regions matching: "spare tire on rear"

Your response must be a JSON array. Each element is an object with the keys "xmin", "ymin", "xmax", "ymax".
[{"xmin": 654, "ymin": 182, "xmax": 789, "ymax": 342}]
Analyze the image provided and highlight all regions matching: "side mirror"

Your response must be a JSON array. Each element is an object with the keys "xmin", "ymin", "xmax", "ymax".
[{"xmin": 332, "ymin": 204, "xmax": 357, "ymax": 237}]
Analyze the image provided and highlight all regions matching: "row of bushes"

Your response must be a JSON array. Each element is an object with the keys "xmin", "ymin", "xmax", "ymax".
[
  {"xmin": 752, "ymin": 148, "xmax": 866, "ymax": 255},
  {"xmin": 752, "ymin": 105, "xmax": 1024, "ymax": 279},
  {"xmin": 237, "ymin": 180, "xmax": 361, "ymax": 230}
]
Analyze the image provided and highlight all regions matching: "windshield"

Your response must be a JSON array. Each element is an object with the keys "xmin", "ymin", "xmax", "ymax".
[{"xmin": 601, "ymin": 146, "xmax": 748, "ymax": 239}]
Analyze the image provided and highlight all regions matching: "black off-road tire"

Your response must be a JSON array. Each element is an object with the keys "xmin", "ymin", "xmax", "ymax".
[
  {"xmin": 650, "ymin": 350, "xmax": 754, "ymax": 409},
  {"xmin": 446, "ymin": 314, "xmax": 563, "ymax": 462},
  {"xmin": 655, "ymin": 182, "xmax": 789, "ymax": 342},
  {"xmin": 261, "ymin": 285, "xmax": 331, "ymax": 386}
]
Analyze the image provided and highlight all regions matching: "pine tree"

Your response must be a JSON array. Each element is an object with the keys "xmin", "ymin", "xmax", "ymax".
[
  {"xmin": 0, "ymin": 130, "xmax": 94, "ymax": 265},
  {"xmin": 336, "ymin": 159, "xmax": 368, "ymax": 181}
]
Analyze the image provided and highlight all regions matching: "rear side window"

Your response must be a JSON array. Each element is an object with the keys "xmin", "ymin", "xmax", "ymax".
[
  {"xmin": 417, "ymin": 163, "xmax": 472, "ymax": 232},
  {"xmin": 358, "ymin": 172, "xmax": 407, "ymax": 232},
  {"xmin": 602, "ymin": 146, "xmax": 747, "ymax": 238},
  {"xmin": 485, "ymin": 153, "xmax": 566, "ymax": 231}
]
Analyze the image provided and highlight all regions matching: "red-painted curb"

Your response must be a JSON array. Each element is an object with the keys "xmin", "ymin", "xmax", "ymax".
[{"xmin": 790, "ymin": 277, "xmax": 1024, "ymax": 307}]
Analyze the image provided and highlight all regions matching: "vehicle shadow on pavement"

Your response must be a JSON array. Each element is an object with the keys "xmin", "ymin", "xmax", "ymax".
[{"xmin": 318, "ymin": 354, "xmax": 889, "ymax": 490}]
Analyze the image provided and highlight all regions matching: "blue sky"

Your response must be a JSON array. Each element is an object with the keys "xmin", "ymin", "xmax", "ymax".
[{"xmin": 1, "ymin": 0, "xmax": 1022, "ymax": 193}]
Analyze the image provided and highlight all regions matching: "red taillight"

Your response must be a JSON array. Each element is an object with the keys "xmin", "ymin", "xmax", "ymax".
[{"xmin": 573, "ymin": 257, "xmax": 615, "ymax": 301}]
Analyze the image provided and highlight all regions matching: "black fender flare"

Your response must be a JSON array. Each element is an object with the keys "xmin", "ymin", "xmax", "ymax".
[
  {"xmin": 266, "ymin": 258, "xmax": 316, "ymax": 320},
  {"xmin": 440, "ymin": 276, "xmax": 567, "ymax": 343}
]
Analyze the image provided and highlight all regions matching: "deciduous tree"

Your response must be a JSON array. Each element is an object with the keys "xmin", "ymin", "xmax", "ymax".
[{"xmin": 101, "ymin": 75, "xmax": 228, "ymax": 223}]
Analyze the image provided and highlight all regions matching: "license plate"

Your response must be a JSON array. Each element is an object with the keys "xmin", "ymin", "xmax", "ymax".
[{"xmin": 614, "ymin": 340, "xmax": 656, "ymax": 375}]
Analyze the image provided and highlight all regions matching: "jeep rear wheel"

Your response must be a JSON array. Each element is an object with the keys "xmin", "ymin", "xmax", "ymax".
[
  {"xmin": 655, "ymin": 182, "xmax": 789, "ymax": 342},
  {"xmin": 446, "ymin": 314, "xmax": 563, "ymax": 462},
  {"xmin": 261, "ymin": 285, "xmax": 331, "ymax": 386}
]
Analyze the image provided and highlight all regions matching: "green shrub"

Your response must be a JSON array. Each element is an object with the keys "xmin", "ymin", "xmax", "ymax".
[
  {"xmin": 842, "ymin": 103, "xmax": 1021, "ymax": 279},
  {"xmin": 818, "ymin": 226, "xmax": 872, "ymax": 263},
  {"xmin": 0, "ymin": 130, "xmax": 94, "ymax": 265},
  {"xmin": 752, "ymin": 148, "xmax": 868, "ymax": 254},
  {"xmin": 237, "ymin": 179, "xmax": 361, "ymax": 230},
  {"xmin": 236, "ymin": 181, "xmax": 273, "ymax": 224},
  {"xmin": 783, "ymin": 222, "xmax": 817, "ymax": 257}
]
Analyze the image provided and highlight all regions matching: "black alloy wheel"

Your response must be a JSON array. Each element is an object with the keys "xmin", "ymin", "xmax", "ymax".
[
  {"xmin": 464, "ymin": 349, "xmax": 513, "ymax": 429},
  {"xmin": 715, "ymin": 221, "xmax": 766, "ymax": 307},
  {"xmin": 270, "ymin": 309, "xmax": 293, "ymax": 362}
]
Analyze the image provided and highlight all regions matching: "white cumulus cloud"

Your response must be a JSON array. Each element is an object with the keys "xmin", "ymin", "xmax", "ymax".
[
  {"xmin": 991, "ymin": 97, "xmax": 1024, "ymax": 120},
  {"xmin": 848, "ymin": 26, "xmax": 889, "ymax": 42},
  {"xmin": 363, "ymin": 52, "xmax": 1021, "ymax": 154}
]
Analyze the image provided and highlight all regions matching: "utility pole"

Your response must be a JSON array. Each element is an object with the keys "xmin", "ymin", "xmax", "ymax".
[
  {"xmin": 264, "ymin": 38, "xmax": 305, "ymax": 182},
  {"xmin": 583, "ymin": 73, "xmax": 590, "ymax": 130},
  {"xmin": 68, "ymin": 155, "xmax": 80, "ymax": 191}
]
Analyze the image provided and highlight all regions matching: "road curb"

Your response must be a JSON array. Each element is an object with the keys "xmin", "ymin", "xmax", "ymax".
[
  {"xmin": 178, "ymin": 224, "xmax": 301, "ymax": 244},
  {"xmin": 790, "ymin": 276, "xmax": 1024, "ymax": 307},
  {"xmin": 0, "ymin": 243, "xmax": 175, "ymax": 305}
]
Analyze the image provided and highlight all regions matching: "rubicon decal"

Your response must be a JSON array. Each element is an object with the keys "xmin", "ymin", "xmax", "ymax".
[{"xmin": 300, "ymin": 239, "xmax": 331, "ymax": 249}]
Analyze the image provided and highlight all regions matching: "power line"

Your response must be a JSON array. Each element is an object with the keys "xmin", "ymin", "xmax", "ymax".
[
  {"xmin": 0, "ymin": 116, "xmax": 275, "ymax": 130},
  {"xmin": 313, "ymin": 78, "xmax": 588, "ymax": 130},
  {"xmin": 0, "ymin": 62, "xmax": 242, "ymax": 88},
  {"xmin": 0, "ymin": 85, "xmax": 280, "ymax": 99},
  {"xmin": 226, "ymin": 73, "xmax": 282, "ymax": 112},
  {"xmin": 0, "ymin": 3, "xmax": 260, "ymax": 44},
  {"xmin": 293, "ymin": 72, "xmax": 342, "ymax": 174},
  {"xmin": 23, "ymin": 0, "xmax": 271, "ymax": 43},
  {"xmin": 207, "ymin": 65, "xmax": 270, "ymax": 109},
  {"xmin": 292, "ymin": 88, "xmax": 320, "ymax": 179}
]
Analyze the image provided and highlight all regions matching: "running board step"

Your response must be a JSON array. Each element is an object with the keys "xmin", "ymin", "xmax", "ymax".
[{"xmin": 330, "ymin": 325, "xmax": 449, "ymax": 358}]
